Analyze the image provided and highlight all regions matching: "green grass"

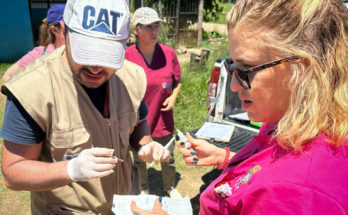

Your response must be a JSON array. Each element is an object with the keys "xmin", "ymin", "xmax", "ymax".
[{"xmin": 174, "ymin": 40, "xmax": 229, "ymax": 132}]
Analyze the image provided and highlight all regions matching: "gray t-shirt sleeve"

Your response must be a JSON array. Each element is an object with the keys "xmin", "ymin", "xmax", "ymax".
[{"xmin": 0, "ymin": 92, "xmax": 45, "ymax": 144}]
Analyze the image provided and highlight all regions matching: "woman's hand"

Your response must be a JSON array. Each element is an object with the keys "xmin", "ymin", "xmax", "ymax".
[
  {"xmin": 130, "ymin": 198, "xmax": 168, "ymax": 215},
  {"xmin": 160, "ymin": 95, "xmax": 176, "ymax": 111},
  {"xmin": 177, "ymin": 133, "xmax": 235, "ymax": 167}
]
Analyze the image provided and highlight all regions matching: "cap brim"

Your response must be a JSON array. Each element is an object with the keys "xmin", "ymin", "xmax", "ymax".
[
  {"xmin": 68, "ymin": 29, "xmax": 126, "ymax": 70},
  {"xmin": 137, "ymin": 18, "xmax": 163, "ymax": 26}
]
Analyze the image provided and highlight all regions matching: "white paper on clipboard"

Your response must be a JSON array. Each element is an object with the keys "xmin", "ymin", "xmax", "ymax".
[
  {"xmin": 195, "ymin": 122, "xmax": 235, "ymax": 142},
  {"xmin": 229, "ymin": 112, "xmax": 249, "ymax": 121},
  {"xmin": 112, "ymin": 194, "xmax": 192, "ymax": 215}
]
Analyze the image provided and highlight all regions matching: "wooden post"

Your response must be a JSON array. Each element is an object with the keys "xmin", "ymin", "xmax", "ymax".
[
  {"xmin": 197, "ymin": 0, "xmax": 204, "ymax": 46},
  {"xmin": 175, "ymin": 0, "xmax": 181, "ymax": 43},
  {"xmin": 158, "ymin": 0, "xmax": 163, "ymax": 18}
]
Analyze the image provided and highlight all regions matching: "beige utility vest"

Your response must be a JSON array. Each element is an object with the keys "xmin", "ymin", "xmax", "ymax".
[{"xmin": 2, "ymin": 46, "xmax": 146, "ymax": 214}]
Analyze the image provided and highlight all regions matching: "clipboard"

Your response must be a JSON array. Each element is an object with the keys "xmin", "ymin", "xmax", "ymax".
[{"xmin": 194, "ymin": 122, "xmax": 235, "ymax": 142}]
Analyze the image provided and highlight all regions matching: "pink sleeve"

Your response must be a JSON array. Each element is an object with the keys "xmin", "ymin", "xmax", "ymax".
[
  {"xmin": 16, "ymin": 46, "xmax": 46, "ymax": 68},
  {"xmin": 171, "ymin": 49, "xmax": 181, "ymax": 81},
  {"xmin": 239, "ymin": 183, "xmax": 346, "ymax": 215}
]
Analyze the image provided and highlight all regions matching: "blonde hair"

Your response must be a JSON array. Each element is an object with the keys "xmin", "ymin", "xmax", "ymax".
[
  {"xmin": 39, "ymin": 22, "xmax": 59, "ymax": 46},
  {"xmin": 227, "ymin": 0, "xmax": 348, "ymax": 148}
]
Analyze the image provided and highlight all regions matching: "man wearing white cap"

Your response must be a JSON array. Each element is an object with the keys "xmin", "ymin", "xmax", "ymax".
[{"xmin": 0, "ymin": 0, "xmax": 169, "ymax": 214}]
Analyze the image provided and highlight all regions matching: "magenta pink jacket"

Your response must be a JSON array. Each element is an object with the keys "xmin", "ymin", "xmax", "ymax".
[{"xmin": 200, "ymin": 123, "xmax": 348, "ymax": 215}]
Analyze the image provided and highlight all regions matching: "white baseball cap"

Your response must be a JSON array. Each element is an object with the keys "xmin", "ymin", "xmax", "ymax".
[
  {"xmin": 63, "ymin": 0, "xmax": 130, "ymax": 70},
  {"xmin": 133, "ymin": 7, "xmax": 163, "ymax": 26}
]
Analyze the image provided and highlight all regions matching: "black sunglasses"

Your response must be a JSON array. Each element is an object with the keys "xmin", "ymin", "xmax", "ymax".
[{"xmin": 224, "ymin": 56, "xmax": 299, "ymax": 90}]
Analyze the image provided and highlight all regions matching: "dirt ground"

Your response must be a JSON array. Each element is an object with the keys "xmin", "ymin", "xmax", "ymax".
[
  {"xmin": 192, "ymin": 23, "xmax": 228, "ymax": 35},
  {"xmin": 177, "ymin": 22, "xmax": 227, "ymax": 64}
]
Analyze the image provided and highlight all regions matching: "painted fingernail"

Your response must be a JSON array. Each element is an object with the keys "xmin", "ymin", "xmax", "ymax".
[
  {"xmin": 180, "ymin": 142, "xmax": 185, "ymax": 146},
  {"xmin": 193, "ymin": 157, "xmax": 199, "ymax": 162},
  {"xmin": 190, "ymin": 151, "xmax": 197, "ymax": 155},
  {"xmin": 158, "ymin": 196, "xmax": 162, "ymax": 203}
]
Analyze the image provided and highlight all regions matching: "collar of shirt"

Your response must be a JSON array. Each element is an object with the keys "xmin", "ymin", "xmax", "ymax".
[{"xmin": 227, "ymin": 123, "xmax": 276, "ymax": 167}]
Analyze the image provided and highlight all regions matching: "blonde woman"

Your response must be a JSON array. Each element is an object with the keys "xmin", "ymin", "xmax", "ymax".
[{"xmin": 131, "ymin": 0, "xmax": 348, "ymax": 214}]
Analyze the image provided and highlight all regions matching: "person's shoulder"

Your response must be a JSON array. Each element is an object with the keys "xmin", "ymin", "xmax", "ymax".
[
  {"xmin": 6, "ymin": 46, "xmax": 66, "ymax": 84},
  {"xmin": 158, "ymin": 43, "xmax": 176, "ymax": 53},
  {"xmin": 31, "ymin": 45, "xmax": 46, "ymax": 53},
  {"xmin": 306, "ymin": 134, "xmax": 348, "ymax": 164},
  {"xmin": 126, "ymin": 43, "xmax": 136, "ymax": 49},
  {"xmin": 269, "ymin": 135, "xmax": 348, "ymax": 184},
  {"xmin": 125, "ymin": 44, "xmax": 137, "ymax": 52},
  {"xmin": 117, "ymin": 60, "xmax": 146, "ymax": 83},
  {"xmin": 122, "ymin": 59, "xmax": 144, "ymax": 72},
  {"xmin": 27, "ymin": 46, "xmax": 64, "ymax": 69},
  {"xmin": 113, "ymin": 60, "xmax": 147, "ymax": 100},
  {"xmin": 45, "ymin": 44, "xmax": 56, "ymax": 53}
]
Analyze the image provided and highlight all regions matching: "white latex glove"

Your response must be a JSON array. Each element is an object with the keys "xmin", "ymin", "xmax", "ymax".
[
  {"xmin": 67, "ymin": 147, "xmax": 120, "ymax": 181},
  {"xmin": 138, "ymin": 141, "xmax": 170, "ymax": 164}
]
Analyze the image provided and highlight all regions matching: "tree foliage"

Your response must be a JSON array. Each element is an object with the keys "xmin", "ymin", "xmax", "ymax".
[
  {"xmin": 203, "ymin": 0, "xmax": 224, "ymax": 22},
  {"xmin": 141, "ymin": 0, "xmax": 224, "ymax": 23}
]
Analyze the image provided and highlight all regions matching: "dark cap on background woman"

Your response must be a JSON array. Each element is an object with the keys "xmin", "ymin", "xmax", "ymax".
[{"xmin": 43, "ymin": 4, "xmax": 65, "ymax": 24}]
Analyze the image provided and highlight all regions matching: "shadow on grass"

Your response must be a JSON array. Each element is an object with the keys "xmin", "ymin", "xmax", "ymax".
[
  {"xmin": 190, "ymin": 168, "xmax": 223, "ymax": 215},
  {"xmin": 147, "ymin": 167, "xmax": 181, "ymax": 196}
]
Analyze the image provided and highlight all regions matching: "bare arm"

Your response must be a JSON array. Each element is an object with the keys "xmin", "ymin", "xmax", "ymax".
[
  {"xmin": 1, "ymin": 140, "xmax": 71, "ymax": 191},
  {"xmin": 2, "ymin": 63, "xmax": 20, "ymax": 82}
]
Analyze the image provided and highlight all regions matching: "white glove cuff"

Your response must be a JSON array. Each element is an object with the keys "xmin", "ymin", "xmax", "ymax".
[
  {"xmin": 67, "ymin": 159, "xmax": 77, "ymax": 181},
  {"xmin": 138, "ymin": 141, "xmax": 153, "ymax": 153}
]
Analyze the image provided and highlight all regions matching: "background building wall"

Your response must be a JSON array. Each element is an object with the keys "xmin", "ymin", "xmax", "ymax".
[{"xmin": 0, "ymin": 0, "xmax": 34, "ymax": 61}]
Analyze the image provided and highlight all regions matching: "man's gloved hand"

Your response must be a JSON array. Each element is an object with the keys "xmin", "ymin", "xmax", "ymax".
[
  {"xmin": 67, "ymin": 147, "xmax": 120, "ymax": 181},
  {"xmin": 138, "ymin": 141, "xmax": 170, "ymax": 164}
]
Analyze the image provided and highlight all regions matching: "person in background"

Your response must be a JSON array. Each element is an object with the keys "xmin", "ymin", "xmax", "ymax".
[
  {"xmin": 2, "ymin": 4, "xmax": 66, "ymax": 82},
  {"xmin": 0, "ymin": 0, "xmax": 170, "ymax": 214},
  {"xmin": 131, "ymin": 0, "xmax": 348, "ymax": 214},
  {"xmin": 125, "ymin": 7, "xmax": 182, "ymax": 198}
]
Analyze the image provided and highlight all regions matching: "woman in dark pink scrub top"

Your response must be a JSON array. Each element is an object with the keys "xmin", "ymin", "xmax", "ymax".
[{"xmin": 125, "ymin": 7, "xmax": 182, "ymax": 198}]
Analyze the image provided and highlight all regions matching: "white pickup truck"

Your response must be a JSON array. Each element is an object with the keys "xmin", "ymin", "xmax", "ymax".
[{"xmin": 196, "ymin": 57, "xmax": 261, "ymax": 153}]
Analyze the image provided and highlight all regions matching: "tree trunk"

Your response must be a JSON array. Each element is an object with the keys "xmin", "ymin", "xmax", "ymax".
[
  {"xmin": 175, "ymin": 0, "xmax": 181, "ymax": 43},
  {"xmin": 197, "ymin": 0, "xmax": 204, "ymax": 46},
  {"xmin": 158, "ymin": 0, "xmax": 162, "ymax": 18}
]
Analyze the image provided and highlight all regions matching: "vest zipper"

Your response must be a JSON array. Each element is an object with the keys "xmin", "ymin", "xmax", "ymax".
[
  {"xmin": 104, "ymin": 83, "xmax": 118, "ymax": 194},
  {"xmin": 106, "ymin": 118, "xmax": 111, "ymax": 128}
]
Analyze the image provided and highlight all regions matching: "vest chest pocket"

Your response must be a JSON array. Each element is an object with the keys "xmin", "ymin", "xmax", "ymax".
[{"xmin": 48, "ymin": 125, "xmax": 92, "ymax": 162}]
